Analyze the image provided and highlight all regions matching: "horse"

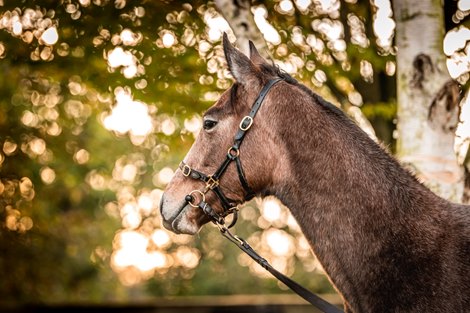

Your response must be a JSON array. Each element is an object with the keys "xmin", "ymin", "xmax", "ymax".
[{"xmin": 160, "ymin": 33, "xmax": 470, "ymax": 312}]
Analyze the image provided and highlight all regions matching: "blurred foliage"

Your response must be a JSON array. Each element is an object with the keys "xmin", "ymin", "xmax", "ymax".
[{"xmin": 0, "ymin": 0, "xmax": 468, "ymax": 306}]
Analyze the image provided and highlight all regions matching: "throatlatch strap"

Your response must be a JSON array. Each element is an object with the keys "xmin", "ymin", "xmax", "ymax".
[
  {"xmin": 235, "ymin": 157, "xmax": 253, "ymax": 197},
  {"xmin": 213, "ymin": 156, "xmax": 233, "ymax": 180}
]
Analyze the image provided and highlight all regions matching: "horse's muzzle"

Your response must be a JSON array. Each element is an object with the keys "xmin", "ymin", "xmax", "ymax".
[{"xmin": 159, "ymin": 194, "xmax": 173, "ymax": 231}]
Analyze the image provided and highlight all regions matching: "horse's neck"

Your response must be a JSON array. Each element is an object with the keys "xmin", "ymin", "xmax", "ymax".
[
  {"xmin": 276, "ymin": 120, "xmax": 430, "ymax": 247},
  {"xmin": 270, "ymin": 98, "xmax": 448, "ymax": 310}
]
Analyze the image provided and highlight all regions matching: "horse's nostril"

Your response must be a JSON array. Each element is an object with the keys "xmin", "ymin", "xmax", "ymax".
[{"xmin": 185, "ymin": 195, "xmax": 194, "ymax": 203}]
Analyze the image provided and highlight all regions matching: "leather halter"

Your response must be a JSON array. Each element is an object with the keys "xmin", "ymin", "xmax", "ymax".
[{"xmin": 179, "ymin": 78, "xmax": 283, "ymax": 227}]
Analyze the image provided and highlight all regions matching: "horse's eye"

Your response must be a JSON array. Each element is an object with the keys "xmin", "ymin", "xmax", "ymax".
[{"xmin": 203, "ymin": 119, "xmax": 218, "ymax": 130}]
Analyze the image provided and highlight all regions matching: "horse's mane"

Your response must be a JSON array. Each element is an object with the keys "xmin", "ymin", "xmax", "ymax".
[{"xmin": 260, "ymin": 63, "xmax": 353, "ymax": 124}]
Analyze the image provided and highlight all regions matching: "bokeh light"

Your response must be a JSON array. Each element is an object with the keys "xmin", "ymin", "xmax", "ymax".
[
  {"xmin": 103, "ymin": 88, "xmax": 153, "ymax": 139},
  {"xmin": 41, "ymin": 27, "xmax": 58, "ymax": 45},
  {"xmin": 0, "ymin": 0, "xmax": 469, "ymax": 302},
  {"xmin": 253, "ymin": 6, "xmax": 281, "ymax": 45}
]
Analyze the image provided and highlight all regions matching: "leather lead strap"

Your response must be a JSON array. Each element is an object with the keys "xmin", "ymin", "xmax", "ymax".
[
  {"xmin": 180, "ymin": 78, "xmax": 343, "ymax": 312},
  {"xmin": 220, "ymin": 226, "xmax": 343, "ymax": 313}
]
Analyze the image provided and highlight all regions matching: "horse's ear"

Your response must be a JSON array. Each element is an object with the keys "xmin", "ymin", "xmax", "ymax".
[
  {"xmin": 249, "ymin": 40, "xmax": 267, "ymax": 67},
  {"xmin": 223, "ymin": 33, "xmax": 259, "ymax": 85}
]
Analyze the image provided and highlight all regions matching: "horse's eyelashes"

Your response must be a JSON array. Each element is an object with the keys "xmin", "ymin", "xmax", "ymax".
[{"xmin": 203, "ymin": 119, "xmax": 218, "ymax": 130}]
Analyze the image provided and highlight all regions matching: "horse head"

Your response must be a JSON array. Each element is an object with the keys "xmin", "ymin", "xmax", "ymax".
[{"xmin": 160, "ymin": 34, "xmax": 290, "ymax": 234}]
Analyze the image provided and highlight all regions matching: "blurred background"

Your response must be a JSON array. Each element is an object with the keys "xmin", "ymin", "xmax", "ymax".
[{"xmin": 0, "ymin": 0, "xmax": 469, "ymax": 312}]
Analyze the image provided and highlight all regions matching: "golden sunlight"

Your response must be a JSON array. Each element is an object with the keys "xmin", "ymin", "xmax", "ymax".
[
  {"xmin": 262, "ymin": 198, "xmax": 282, "ymax": 223},
  {"xmin": 3, "ymin": 139, "xmax": 17, "ymax": 156},
  {"xmin": 103, "ymin": 89, "xmax": 153, "ymax": 138},
  {"xmin": 279, "ymin": 0, "xmax": 295, "ymax": 14},
  {"xmin": 40, "ymin": 167, "xmax": 56, "ymax": 185},
  {"xmin": 184, "ymin": 115, "xmax": 202, "ymax": 135},
  {"xmin": 106, "ymin": 47, "xmax": 141, "ymax": 79},
  {"xmin": 41, "ymin": 27, "xmax": 59, "ymax": 45},
  {"xmin": 137, "ymin": 193, "xmax": 153, "ymax": 216},
  {"xmin": 112, "ymin": 231, "xmax": 145, "ymax": 267},
  {"xmin": 107, "ymin": 47, "xmax": 134, "ymax": 68},
  {"xmin": 459, "ymin": 0, "xmax": 470, "ymax": 11},
  {"xmin": 372, "ymin": 0, "xmax": 395, "ymax": 49},
  {"xmin": 112, "ymin": 230, "xmax": 171, "ymax": 272},
  {"xmin": 264, "ymin": 228, "xmax": 295, "ymax": 257},
  {"xmin": 295, "ymin": 0, "xmax": 311, "ymax": 12},
  {"xmin": 203, "ymin": 9, "xmax": 231, "ymax": 42},
  {"xmin": 151, "ymin": 229, "xmax": 171, "ymax": 249},
  {"xmin": 444, "ymin": 27, "xmax": 470, "ymax": 79},
  {"xmin": 175, "ymin": 246, "xmax": 200, "ymax": 269},
  {"xmin": 12, "ymin": 20, "xmax": 22, "ymax": 35},
  {"xmin": 120, "ymin": 28, "xmax": 142, "ymax": 46},
  {"xmin": 162, "ymin": 32, "xmax": 176, "ymax": 48},
  {"xmin": 73, "ymin": 149, "xmax": 90, "ymax": 165},
  {"xmin": 160, "ymin": 118, "xmax": 176, "ymax": 136},
  {"xmin": 253, "ymin": 6, "xmax": 281, "ymax": 45},
  {"xmin": 157, "ymin": 167, "xmax": 174, "ymax": 185}
]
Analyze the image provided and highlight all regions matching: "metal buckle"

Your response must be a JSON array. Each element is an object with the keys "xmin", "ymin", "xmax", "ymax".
[
  {"xmin": 187, "ymin": 190, "xmax": 205, "ymax": 208},
  {"xmin": 239, "ymin": 116, "xmax": 253, "ymax": 131},
  {"xmin": 205, "ymin": 176, "xmax": 219, "ymax": 190},
  {"xmin": 227, "ymin": 206, "xmax": 239, "ymax": 213},
  {"xmin": 181, "ymin": 164, "xmax": 191, "ymax": 177}
]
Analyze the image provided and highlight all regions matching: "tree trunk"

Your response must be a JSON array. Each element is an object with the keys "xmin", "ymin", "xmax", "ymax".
[
  {"xmin": 464, "ymin": 150, "xmax": 470, "ymax": 203},
  {"xmin": 393, "ymin": 0, "xmax": 464, "ymax": 202},
  {"xmin": 214, "ymin": 0, "xmax": 268, "ymax": 57}
]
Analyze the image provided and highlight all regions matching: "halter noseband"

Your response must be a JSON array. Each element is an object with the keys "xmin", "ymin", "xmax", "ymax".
[{"xmin": 179, "ymin": 78, "xmax": 283, "ymax": 228}]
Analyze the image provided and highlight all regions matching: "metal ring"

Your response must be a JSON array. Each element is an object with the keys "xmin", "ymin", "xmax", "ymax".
[
  {"xmin": 187, "ymin": 190, "xmax": 205, "ymax": 208},
  {"xmin": 227, "ymin": 147, "xmax": 240, "ymax": 159}
]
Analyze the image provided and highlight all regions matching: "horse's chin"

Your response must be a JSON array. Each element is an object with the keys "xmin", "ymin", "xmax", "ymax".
[
  {"xmin": 162, "ymin": 204, "xmax": 201, "ymax": 235},
  {"xmin": 172, "ymin": 211, "xmax": 201, "ymax": 235}
]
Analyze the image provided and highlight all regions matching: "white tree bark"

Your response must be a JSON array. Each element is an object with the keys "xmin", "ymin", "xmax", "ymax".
[
  {"xmin": 393, "ymin": 0, "xmax": 464, "ymax": 202},
  {"xmin": 464, "ymin": 151, "xmax": 470, "ymax": 203},
  {"xmin": 214, "ymin": 0, "xmax": 268, "ymax": 58}
]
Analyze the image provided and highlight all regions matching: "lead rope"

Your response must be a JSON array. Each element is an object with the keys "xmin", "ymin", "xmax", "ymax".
[{"xmin": 216, "ymin": 221, "xmax": 343, "ymax": 313}]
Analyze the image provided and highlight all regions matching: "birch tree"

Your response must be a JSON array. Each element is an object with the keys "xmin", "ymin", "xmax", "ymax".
[
  {"xmin": 393, "ymin": 0, "xmax": 464, "ymax": 201},
  {"xmin": 214, "ymin": 0, "xmax": 268, "ymax": 57}
]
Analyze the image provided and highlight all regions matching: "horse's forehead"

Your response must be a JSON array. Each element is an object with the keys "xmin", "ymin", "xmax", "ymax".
[
  {"xmin": 215, "ymin": 87, "xmax": 232, "ymax": 107},
  {"xmin": 204, "ymin": 87, "xmax": 233, "ymax": 116}
]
